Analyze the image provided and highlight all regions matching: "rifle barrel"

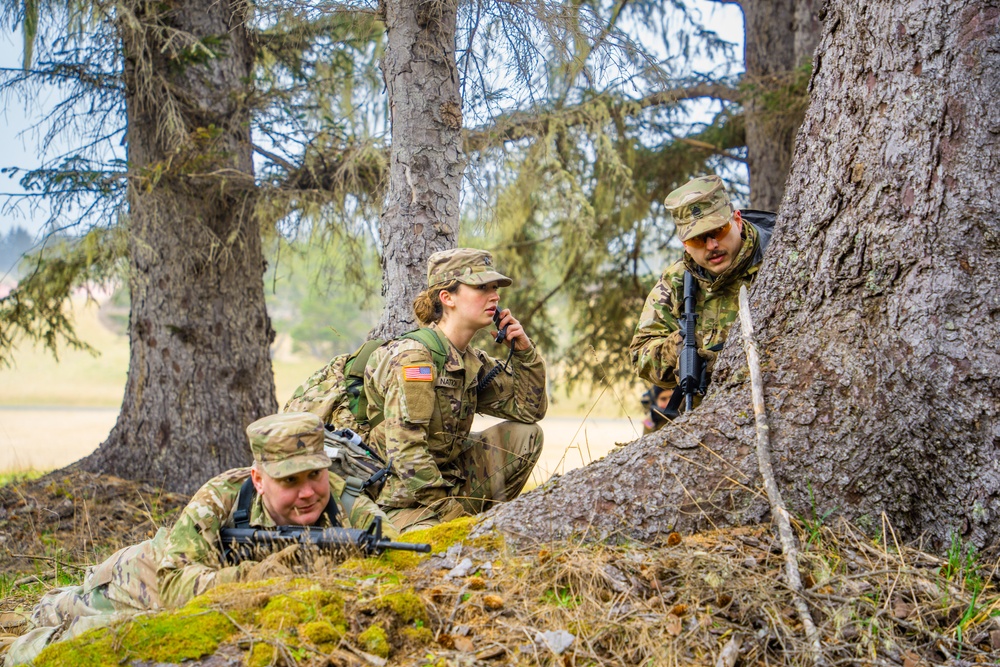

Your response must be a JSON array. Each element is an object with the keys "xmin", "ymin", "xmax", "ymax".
[{"xmin": 377, "ymin": 540, "xmax": 431, "ymax": 553}]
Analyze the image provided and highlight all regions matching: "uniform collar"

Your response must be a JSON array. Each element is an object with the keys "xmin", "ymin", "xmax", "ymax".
[{"xmin": 429, "ymin": 323, "xmax": 475, "ymax": 373}]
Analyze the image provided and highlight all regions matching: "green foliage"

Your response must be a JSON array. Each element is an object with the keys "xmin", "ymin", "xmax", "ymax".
[
  {"xmin": 263, "ymin": 235, "xmax": 383, "ymax": 358},
  {"xmin": 0, "ymin": 227, "xmax": 124, "ymax": 367},
  {"xmin": 541, "ymin": 586, "xmax": 581, "ymax": 609},
  {"xmin": 799, "ymin": 482, "xmax": 837, "ymax": 546},
  {"xmin": 1, "ymin": 0, "xmax": 758, "ymax": 401},
  {"xmin": 301, "ymin": 619, "xmax": 346, "ymax": 647},
  {"xmin": 0, "ymin": 468, "xmax": 44, "ymax": 487},
  {"xmin": 0, "ymin": 567, "xmax": 82, "ymax": 600},
  {"xmin": 941, "ymin": 532, "xmax": 985, "ymax": 647}
]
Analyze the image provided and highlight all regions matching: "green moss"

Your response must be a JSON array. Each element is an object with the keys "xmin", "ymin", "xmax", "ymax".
[
  {"xmin": 36, "ymin": 609, "xmax": 234, "ymax": 666},
  {"xmin": 400, "ymin": 516, "xmax": 476, "ymax": 554},
  {"xmin": 383, "ymin": 549, "xmax": 422, "ymax": 570},
  {"xmin": 260, "ymin": 595, "xmax": 312, "ymax": 630},
  {"xmin": 339, "ymin": 558, "xmax": 403, "ymax": 582},
  {"xmin": 320, "ymin": 600, "xmax": 347, "ymax": 627},
  {"xmin": 301, "ymin": 619, "xmax": 346, "ymax": 648},
  {"xmin": 358, "ymin": 623, "xmax": 390, "ymax": 658},
  {"xmin": 374, "ymin": 589, "xmax": 428, "ymax": 625},
  {"xmin": 468, "ymin": 529, "xmax": 505, "ymax": 552},
  {"xmin": 401, "ymin": 625, "xmax": 434, "ymax": 644},
  {"xmin": 247, "ymin": 642, "xmax": 277, "ymax": 667}
]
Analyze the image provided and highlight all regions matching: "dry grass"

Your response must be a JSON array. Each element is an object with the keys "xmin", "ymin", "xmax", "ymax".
[{"xmin": 2, "ymin": 467, "xmax": 999, "ymax": 666}]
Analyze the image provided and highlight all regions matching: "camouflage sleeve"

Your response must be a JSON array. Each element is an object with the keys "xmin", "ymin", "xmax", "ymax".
[
  {"xmin": 629, "ymin": 270, "xmax": 683, "ymax": 388},
  {"xmin": 367, "ymin": 342, "xmax": 453, "ymax": 511},
  {"xmin": 475, "ymin": 344, "xmax": 548, "ymax": 422},
  {"xmin": 346, "ymin": 492, "xmax": 400, "ymax": 540},
  {"xmin": 157, "ymin": 470, "xmax": 248, "ymax": 608}
]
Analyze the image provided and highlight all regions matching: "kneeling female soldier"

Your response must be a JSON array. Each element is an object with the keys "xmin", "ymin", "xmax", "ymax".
[{"xmin": 364, "ymin": 248, "xmax": 547, "ymax": 532}]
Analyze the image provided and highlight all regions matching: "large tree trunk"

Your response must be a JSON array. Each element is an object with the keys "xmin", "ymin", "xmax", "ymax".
[
  {"xmin": 370, "ymin": 0, "xmax": 462, "ymax": 340},
  {"xmin": 80, "ymin": 0, "xmax": 277, "ymax": 493},
  {"xmin": 742, "ymin": 0, "xmax": 822, "ymax": 209},
  {"xmin": 494, "ymin": 0, "xmax": 1000, "ymax": 552}
]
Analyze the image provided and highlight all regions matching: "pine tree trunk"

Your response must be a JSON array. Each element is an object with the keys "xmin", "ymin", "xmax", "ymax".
[
  {"xmin": 370, "ymin": 0, "xmax": 462, "ymax": 341},
  {"xmin": 79, "ymin": 0, "xmax": 277, "ymax": 493},
  {"xmin": 742, "ymin": 0, "xmax": 822, "ymax": 210},
  {"xmin": 494, "ymin": 0, "xmax": 1000, "ymax": 552}
]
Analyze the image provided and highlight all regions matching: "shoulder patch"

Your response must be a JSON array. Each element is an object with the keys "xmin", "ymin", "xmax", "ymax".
[{"xmin": 402, "ymin": 364, "xmax": 434, "ymax": 382}]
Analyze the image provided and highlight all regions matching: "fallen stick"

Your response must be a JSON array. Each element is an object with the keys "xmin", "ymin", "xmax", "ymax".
[
  {"xmin": 715, "ymin": 633, "xmax": 741, "ymax": 667},
  {"xmin": 738, "ymin": 285, "xmax": 823, "ymax": 665}
]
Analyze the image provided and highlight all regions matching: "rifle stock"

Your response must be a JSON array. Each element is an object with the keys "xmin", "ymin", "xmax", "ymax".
[{"xmin": 220, "ymin": 517, "xmax": 431, "ymax": 565}]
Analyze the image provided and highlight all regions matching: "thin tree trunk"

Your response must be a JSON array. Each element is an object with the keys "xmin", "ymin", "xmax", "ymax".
[
  {"xmin": 80, "ymin": 0, "xmax": 277, "ymax": 493},
  {"xmin": 371, "ymin": 0, "xmax": 462, "ymax": 341},
  {"xmin": 494, "ymin": 0, "xmax": 1000, "ymax": 552},
  {"xmin": 742, "ymin": 0, "xmax": 822, "ymax": 210}
]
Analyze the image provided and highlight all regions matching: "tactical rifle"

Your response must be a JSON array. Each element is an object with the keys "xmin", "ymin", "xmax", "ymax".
[
  {"xmin": 220, "ymin": 517, "xmax": 431, "ymax": 565},
  {"xmin": 663, "ymin": 271, "xmax": 715, "ymax": 418},
  {"xmin": 678, "ymin": 271, "xmax": 701, "ymax": 412}
]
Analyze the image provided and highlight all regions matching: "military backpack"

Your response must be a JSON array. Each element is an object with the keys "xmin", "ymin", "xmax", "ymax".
[{"xmin": 282, "ymin": 329, "xmax": 448, "ymax": 510}]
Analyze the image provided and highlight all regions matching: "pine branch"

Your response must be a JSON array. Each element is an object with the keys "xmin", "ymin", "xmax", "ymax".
[{"xmin": 464, "ymin": 81, "xmax": 742, "ymax": 152}]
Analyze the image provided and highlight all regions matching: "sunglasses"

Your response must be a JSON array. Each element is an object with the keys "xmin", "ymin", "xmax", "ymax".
[{"xmin": 683, "ymin": 219, "xmax": 733, "ymax": 249}]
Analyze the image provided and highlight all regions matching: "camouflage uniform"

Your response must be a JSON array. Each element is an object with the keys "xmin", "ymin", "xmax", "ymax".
[
  {"xmin": 282, "ymin": 353, "xmax": 360, "ymax": 433},
  {"xmin": 4, "ymin": 413, "xmax": 394, "ymax": 667},
  {"xmin": 364, "ymin": 249, "xmax": 548, "ymax": 531},
  {"xmin": 630, "ymin": 176, "xmax": 773, "ymax": 394}
]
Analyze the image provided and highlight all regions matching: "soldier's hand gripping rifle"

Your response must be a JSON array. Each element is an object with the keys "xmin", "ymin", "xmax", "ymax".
[{"xmin": 219, "ymin": 517, "xmax": 431, "ymax": 565}]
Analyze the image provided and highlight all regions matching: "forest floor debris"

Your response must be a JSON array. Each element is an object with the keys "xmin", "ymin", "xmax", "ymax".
[{"xmin": 1, "ymin": 470, "xmax": 999, "ymax": 665}]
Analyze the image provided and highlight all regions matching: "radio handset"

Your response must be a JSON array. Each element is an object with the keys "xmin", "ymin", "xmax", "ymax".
[{"xmin": 492, "ymin": 305, "xmax": 508, "ymax": 344}]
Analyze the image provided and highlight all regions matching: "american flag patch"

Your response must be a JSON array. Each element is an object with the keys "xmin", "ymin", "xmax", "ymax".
[{"xmin": 403, "ymin": 365, "xmax": 433, "ymax": 381}]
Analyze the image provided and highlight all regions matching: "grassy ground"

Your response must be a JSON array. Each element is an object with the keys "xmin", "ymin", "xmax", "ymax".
[
  {"xmin": 2, "ymin": 469, "xmax": 999, "ymax": 666},
  {"xmin": 0, "ymin": 295, "xmax": 641, "ymax": 478},
  {"xmin": 0, "ymin": 295, "xmax": 641, "ymax": 417}
]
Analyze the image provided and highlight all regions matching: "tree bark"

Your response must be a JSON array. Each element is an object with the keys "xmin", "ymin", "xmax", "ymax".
[
  {"xmin": 371, "ymin": 0, "xmax": 462, "ymax": 341},
  {"xmin": 492, "ymin": 0, "xmax": 1000, "ymax": 552},
  {"xmin": 80, "ymin": 0, "xmax": 277, "ymax": 493},
  {"xmin": 742, "ymin": 0, "xmax": 822, "ymax": 210}
]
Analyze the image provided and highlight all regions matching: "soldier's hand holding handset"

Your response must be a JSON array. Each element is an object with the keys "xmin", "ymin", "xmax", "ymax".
[{"xmin": 492, "ymin": 304, "xmax": 532, "ymax": 351}]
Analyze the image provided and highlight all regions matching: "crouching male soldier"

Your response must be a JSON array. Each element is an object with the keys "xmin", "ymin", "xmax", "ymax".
[
  {"xmin": 630, "ymin": 175, "xmax": 774, "ymax": 413},
  {"xmin": 4, "ymin": 412, "xmax": 397, "ymax": 666}
]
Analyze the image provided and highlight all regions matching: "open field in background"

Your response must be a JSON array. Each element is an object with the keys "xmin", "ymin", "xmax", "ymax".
[{"xmin": 0, "ymin": 296, "xmax": 647, "ymax": 478}]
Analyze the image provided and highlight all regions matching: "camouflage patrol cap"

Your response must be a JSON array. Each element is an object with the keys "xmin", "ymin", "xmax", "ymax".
[
  {"xmin": 427, "ymin": 248, "xmax": 512, "ymax": 289},
  {"xmin": 664, "ymin": 175, "xmax": 735, "ymax": 242},
  {"xmin": 247, "ymin": 412, "xmax": 331, "ymax": 478}
]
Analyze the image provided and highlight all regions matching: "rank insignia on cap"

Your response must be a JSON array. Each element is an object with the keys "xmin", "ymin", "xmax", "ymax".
[
  {"xmin": 403, "ymin": 365, "xmax": 434, "ymax": 381},
  {"xmin": 691, "ymin": 204, "xmax": 703, "ymax": 219}
]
